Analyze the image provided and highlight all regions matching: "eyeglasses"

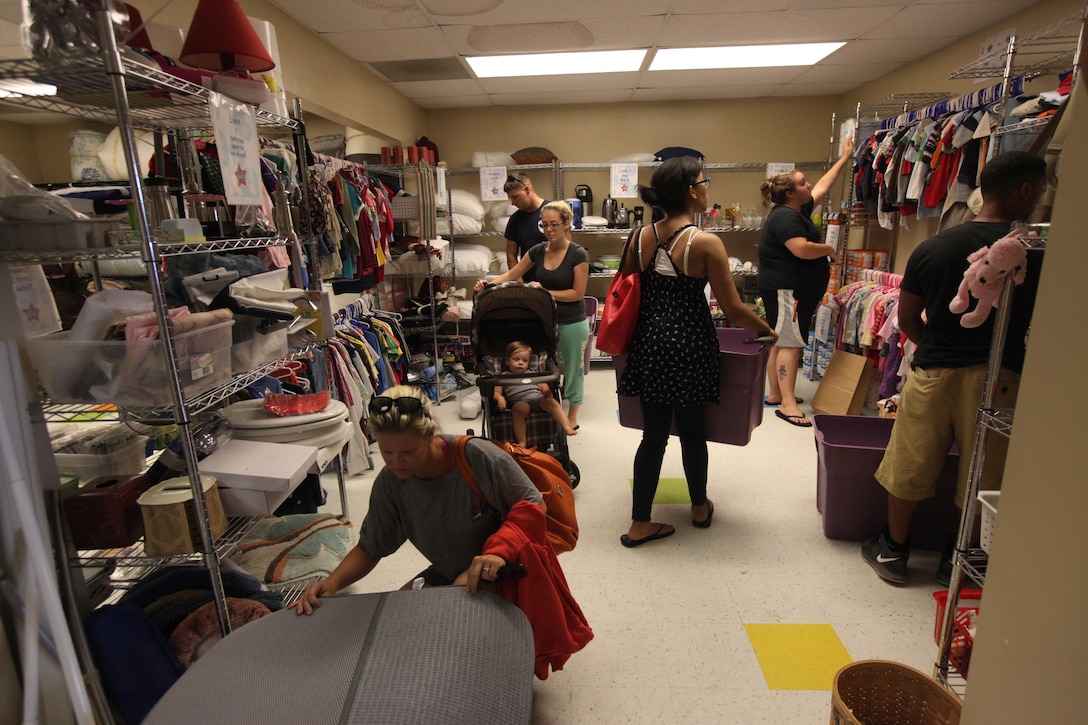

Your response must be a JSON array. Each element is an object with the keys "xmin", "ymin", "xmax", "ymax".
[
  {"xmin": 692, "ymin": 178, "xmax": 711, "ymax": 188},
  {"xmin": 368, "ymin": 396, "xmax": 425, "ymax": 416},
  {"xmin": 540, "ymin": 221, "xmax": 565, "ymax": 229}
]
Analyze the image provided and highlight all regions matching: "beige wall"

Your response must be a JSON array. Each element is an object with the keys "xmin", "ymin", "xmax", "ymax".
[
  {"xmin": 0, "ymin": 120, "xmax": 45, "ymax": 180},
  {"xmin": 960, "ymin": 61, "xmax": 1087, "ymax": 725}
]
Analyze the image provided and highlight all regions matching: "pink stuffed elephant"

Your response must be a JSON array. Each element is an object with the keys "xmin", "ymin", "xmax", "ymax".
[{"xmin": 948, "ymin": 233, "xmax": 1027, "ymax": 328}]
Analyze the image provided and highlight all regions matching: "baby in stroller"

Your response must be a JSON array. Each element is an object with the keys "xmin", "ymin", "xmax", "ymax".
[{"xmin": 494, "ymin": 341, "xmax": 578, "ymax": 446}]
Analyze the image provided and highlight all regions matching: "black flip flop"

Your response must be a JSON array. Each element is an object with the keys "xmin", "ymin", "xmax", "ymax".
[
  {"xmin": 620, "ymin": 524, "xmax": 675, "ymax": 548},
  {"xmin": 764, "ymin": 397, "xmax": 804, "ymax": 406},
  {"xmin": 775, "ymin": 409, "xmax": 812, "ymax": 427},
  {"xmin": 692, "ymin": 500, "xmax": 714, "ymax": 529}
]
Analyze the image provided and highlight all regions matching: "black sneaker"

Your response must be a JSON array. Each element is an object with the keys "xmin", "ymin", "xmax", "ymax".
[{"xmin": 861, "ymin": 530, "xmax": 909, "ymax": 585}]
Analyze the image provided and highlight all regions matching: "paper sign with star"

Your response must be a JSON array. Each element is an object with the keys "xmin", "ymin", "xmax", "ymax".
[
  {"xmin": 208, "ymin": 91, "xmax": 264, "ymax": 206},
  {"xmin": 479, "ymin": 167, "xmax": 508, "ymax": 202},
  {"xmin": 10, "ymin": 265, "xmax": 61, "ymax": 338},
  {"xmin": 610, "ymin": 163, "xmax": 638, "ymax": 198}
]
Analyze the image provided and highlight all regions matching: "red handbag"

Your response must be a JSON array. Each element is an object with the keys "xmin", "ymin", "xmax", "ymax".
[{"xmin": 595, "ymin": 227, "xmax": 641, "ymax": 356}]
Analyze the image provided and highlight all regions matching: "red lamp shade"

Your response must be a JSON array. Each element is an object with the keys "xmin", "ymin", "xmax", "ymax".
[
  {"xmin": 179, "ymin": 0, "xmax": 275, "ymax": 73},
  {"xmin": 123, "ymin": 4, "xmax": 155, "ymax": 51}
]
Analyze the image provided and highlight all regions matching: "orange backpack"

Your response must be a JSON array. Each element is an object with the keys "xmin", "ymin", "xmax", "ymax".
[{"xmin": 452, "ymin": 436, "xmax": 578, "ymax": 554}]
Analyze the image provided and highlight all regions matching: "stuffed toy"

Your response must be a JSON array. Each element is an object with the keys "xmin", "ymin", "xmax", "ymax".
[{"xmin": 949, "ymin": 233, "xmax": 1028, "ymax": 328}]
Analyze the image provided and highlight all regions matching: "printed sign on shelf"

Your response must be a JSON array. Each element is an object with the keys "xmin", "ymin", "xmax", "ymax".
[
  {"xmin": 208, "ymin": 92, "xmax": 263, "ymax": 206},
  {"xmin": 766, "ymin": 162, "xmax": 795, "ymax": 179},
  {"xmin": 479, "ymin": 167, "xmax": 508, "ymax": 201},
  {"xmin": 610, "ymin": 163, "xmax": 638, "ymax": 198}
]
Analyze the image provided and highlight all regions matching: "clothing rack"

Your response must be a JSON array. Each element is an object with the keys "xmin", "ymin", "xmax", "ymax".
[
  {"xmin": 880, "ymin": 77, "xmax": 1028, "ymax": 129},
  {"xmin": 858, "ymin": 268, "xmax": 903, "ymax": 288}
]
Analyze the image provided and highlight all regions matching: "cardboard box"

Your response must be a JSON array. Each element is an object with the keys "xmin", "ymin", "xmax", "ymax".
[
  {"xmin": 812, "ymin": 351, "xmax": 873, "ymax": 415},
  {"xmin": 218, "ymin": 486, "xmax": 292, "ymax": 517},
  {"xmin": 198, "ymin": 439, "xmax": 318, "ymax": 492}
]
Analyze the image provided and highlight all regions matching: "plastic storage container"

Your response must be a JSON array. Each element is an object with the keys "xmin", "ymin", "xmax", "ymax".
[
  {"xmin": 812, "ymin": 415, "xmax": 961, "ymax": 549},
  {"xmin": 614, "ymin": 327, "xmax": 770, "ymax": 446},
  {"xmin": 24, "ymin": 320, "xmax": 234, "ymax": 406},
  {"xmin": 54, "ymin": 433, "xmax": 148, "ymax": 482},
  {"xmin": 0, "ymin": 218, "xmax": 125, "ymax": 251}
]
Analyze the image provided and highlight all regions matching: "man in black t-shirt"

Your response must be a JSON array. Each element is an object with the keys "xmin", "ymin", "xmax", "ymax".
[
  {"xmin": 503, "ymin": 172, "xmax": 548, "ymax": 284},
  {"xmin": 862, "ymin": 151, "xmax": 1047, "ymax": 586}
]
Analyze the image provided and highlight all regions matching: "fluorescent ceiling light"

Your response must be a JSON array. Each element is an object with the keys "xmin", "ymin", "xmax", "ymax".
[
  {"xmin": 649, "ymin": 43, "xmax": 845, "ymax": 71},
  {"xmin": 0, "ymin": 79, "xmax": 58, "ymax": 98},
  {"xmin": 466, "ymin": 50, "xmax": 645, "ymax": 78}
]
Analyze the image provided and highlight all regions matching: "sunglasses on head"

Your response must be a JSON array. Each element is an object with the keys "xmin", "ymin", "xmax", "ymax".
[
  {"xmin": 506, "ymin": 175, "xmax": 520, "ymax": 184},
  {"xmin": 368, "ymin": 396, "xmax": 425, "ymax": 416}
]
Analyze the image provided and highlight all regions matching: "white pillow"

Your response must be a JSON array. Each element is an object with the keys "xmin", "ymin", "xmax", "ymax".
[
  {"xmin": 452, "ymin": 213, "xmax": 483, "ymax": 236},
  {"xmin": 97, "ymin": 126, "xmax": 155, "ymax": 181},
  {"xmin": 437, "ymin": 188, "xmax": 487, "ymax": 220},
  {"xmin": 470, "ymin": 151, "xmax": 516, "ymax": 168},
  {"xmin": 488, "ymin": 202, "xmax": 516, "ymax": 220},
  {"xmin": 452, "ymin": 243, "xmax": 494, "ymax": 275},
  {"xmin": 492, "ymin": 216, "xmax": 510, "ymax": 233},
  {"xmin": 610, "ymin": 152, "xmax": 656, "ymax": 163}
]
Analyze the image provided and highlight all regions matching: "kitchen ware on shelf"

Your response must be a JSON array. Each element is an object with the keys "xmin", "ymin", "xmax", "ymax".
[{"xmin": 575, "ymin": 184, "xmax": 593, "ymax": 216}]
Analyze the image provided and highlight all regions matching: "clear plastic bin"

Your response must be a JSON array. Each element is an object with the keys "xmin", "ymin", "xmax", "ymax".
[
  {"xmin": 24, "ymin": 321, "xmax": 234, "ymax": 406},
  {"xmin": 0, "ymin": 218, "xmax": 125, "ymax": 251},
  {"xmin": 54, "ymin": 434, "xmax": 148, "ymax": 482}
]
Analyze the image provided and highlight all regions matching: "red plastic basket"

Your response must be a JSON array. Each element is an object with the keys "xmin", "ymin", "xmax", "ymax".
[{"xmin": 933, "ymin": 589, "xmax": 982, "ymax": 677}]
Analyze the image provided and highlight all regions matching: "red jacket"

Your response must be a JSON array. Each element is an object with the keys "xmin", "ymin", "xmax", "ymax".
[{"xmin": 484, "ymin": 501, "xmax": 593, "ymax": 679}]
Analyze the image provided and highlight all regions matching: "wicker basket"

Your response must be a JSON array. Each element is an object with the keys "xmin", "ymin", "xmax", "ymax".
[{"xmin": 830, "ymin": 660, "xmax": 962, "ymax": 725}]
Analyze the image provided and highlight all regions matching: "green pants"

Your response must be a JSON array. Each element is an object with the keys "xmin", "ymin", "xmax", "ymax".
[{"xmin": 557, "ymin": 318, "xmax": 590, "ymax": 406}]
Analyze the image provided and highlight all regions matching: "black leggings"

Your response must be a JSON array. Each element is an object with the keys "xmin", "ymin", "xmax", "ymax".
[{"xmin": 631, "ymin": 399, "xmax": 708, "ymax": 522}]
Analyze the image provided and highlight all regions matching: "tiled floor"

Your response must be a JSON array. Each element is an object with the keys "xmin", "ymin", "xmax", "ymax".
[{"xmin": 323, "ymin": 366, "xmax": 946, "ymax": 724}]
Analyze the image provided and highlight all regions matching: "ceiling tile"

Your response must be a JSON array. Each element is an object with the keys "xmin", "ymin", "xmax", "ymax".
[
  {"xmin": 269, "ymin": 0, "xmax": 428, "ymax": 33},
  {"xmin": 657, "ymin": 7, "xmax": 901, "ymax": 46},
  {"xmin": 393, "ymin": 78, "xmax": 486, "ymax": 99},
  {"xmin": 633, "ymin": 85, "xmax": 785, "ymax": 102},
  {"xmin": 859, "ymin": 0, "xmax": 1041, "ymax": 41},
  {"xmin": 439, "ymin": 16, "xmax": 666, "ymax": 56},
  {"xmin": 412, "ymin": 94, "xmax": 495, "ymax": 109},
  {"xmin": 425, "ymin": 0, "xmax": 661, "ymax": 24},
  {"xmin": 490, "ymin": 89, "xmax": 635, "ymax": 106},
  {"xmin": 322, "ymin": 27, "xmax": 455, "ymax": 63},
  {"xmin": 639, "ymin": 66, "xmax": 810, "ymax": 88},
  {"xmin": 668, "ymin": 0, "xmax": 792, "ymax": 12},
  {"xmin": 795, "ymin": 61, "xmax": 906, "ymax": 84},
  {"xmin": 479, "ymin": 72, "xmax": 641, "ymax": 94},
  {"xmin": 770, "ymin": 80, "xmax": 862, "ymax": 97},
  {"xmin": 822, "ymin": 36, "xmax": 959, "ymax": 65}
]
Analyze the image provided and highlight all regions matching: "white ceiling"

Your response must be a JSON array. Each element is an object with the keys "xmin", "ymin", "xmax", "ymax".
[
  {"xmin": 0, "ymin": 0, "xmax": 1041, "ymax": 120},
  {"xmin": 266, "ymin": 0, "xmax": 1040, "ymax": 108}
]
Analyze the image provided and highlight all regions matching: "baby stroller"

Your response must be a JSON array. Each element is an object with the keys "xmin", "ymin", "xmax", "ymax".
[{"xmin": 470, "ymin": 282, "xmax": 580, "ymax": 487}]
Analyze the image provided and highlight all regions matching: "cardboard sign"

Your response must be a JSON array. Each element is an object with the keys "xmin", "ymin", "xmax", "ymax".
[{"xmin": 812, "ymin": 351, "xmax": 873, "ymax": 416}]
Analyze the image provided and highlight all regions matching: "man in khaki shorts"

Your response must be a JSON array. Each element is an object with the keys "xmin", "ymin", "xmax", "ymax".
[{"xmin": 862, "ymin": 151, "xmax": 1046, "ymax": 585}]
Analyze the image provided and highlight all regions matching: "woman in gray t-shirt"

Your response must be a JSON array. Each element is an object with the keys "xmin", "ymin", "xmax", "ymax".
[{"xmin": 293, "ymin": 385, "xmax": 541, "ymax": 615}]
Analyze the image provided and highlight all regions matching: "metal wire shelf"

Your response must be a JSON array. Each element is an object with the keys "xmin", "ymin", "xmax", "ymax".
[
  {"xmin": 0, "ymin": 55, "xmax": 298, "ymax": 130},
  {"xmin": 72, "ymin": 515, "xmax": 263, "ymax": 568},
  {"xmin": 0, "ymin": 235, "xmax": 292, "ymax": 264},
  {"xmin": 38, "ymin": 346, "xmax": 321, "ymax": 424},
  {"xmin": 857, "ymin": 93, "xmax": 952, "ymax": 122},
  {"xmin": 948, "ymin": 11, "xmax": 1083, "ymax": 80}
]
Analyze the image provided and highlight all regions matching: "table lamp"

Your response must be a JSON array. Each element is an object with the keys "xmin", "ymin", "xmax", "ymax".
[{"xmin": 179, "ymin": 0, "xmax": 275, "ymax": 75}]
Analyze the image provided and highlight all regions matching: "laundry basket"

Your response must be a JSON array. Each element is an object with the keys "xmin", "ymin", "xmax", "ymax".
[{"xmin": 830, "ymin": 660, "xmax": 961, "ymax": 725}]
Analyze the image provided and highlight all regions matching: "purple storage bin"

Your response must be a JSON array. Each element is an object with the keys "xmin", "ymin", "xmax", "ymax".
[
  {"xmin": 614, "ymin": 327, "xmax": 770, "ymax": 446},
  {"xmin": 812, "ymin": 414, "xmax": 961, "ymax": 550}
]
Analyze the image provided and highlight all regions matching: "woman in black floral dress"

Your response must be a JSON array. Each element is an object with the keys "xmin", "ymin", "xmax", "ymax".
[{"xmin": 617, "ymin": 157, "xmax": 776, "ymax": 548}]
